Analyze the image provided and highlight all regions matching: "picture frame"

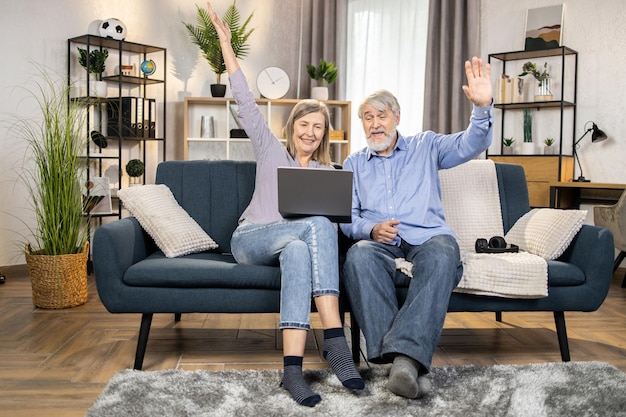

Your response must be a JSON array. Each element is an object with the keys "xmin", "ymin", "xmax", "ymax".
[
  {"xmin": 524, "ymin": 4, "xmax": 564, "ymax": 51},
  {"xmin": 84, "ymin": 176, "xmax": 112, "ymax": 215}
]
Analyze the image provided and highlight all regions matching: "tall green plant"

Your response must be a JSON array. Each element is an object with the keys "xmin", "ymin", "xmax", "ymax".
[
  {"xmin": 10, "ymin": 70, "xmax": 88, "ymax": 255},
  {"xmin": 183, "ymin": 1, "xmax": 254, "ymax": 84}
]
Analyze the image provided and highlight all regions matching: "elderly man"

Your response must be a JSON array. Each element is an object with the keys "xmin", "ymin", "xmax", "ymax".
[{"xmin": 340, "ymin": 57, "xmax": 493, "ymax": 398}]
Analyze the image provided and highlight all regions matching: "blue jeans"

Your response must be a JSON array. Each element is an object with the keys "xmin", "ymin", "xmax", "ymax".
[
  {"xmin": 231, "ymin": 216, "xmax": 340, "ymax": 330},
  {"xmin": 341, "ymin": 234, "xmax": 462, "ymax": 371}
]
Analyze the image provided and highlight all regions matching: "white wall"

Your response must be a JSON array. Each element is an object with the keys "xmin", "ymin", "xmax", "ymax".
[
  {"xmin": 481, "ymin": 0, "xmax": 626, "ymax": 185},
  {"xmin": 0, "ymin": 0, "xmax": 302, "ymax": 265}
]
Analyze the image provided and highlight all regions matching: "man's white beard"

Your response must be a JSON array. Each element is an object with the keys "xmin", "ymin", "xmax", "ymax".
[{"xmin": 366, "ymin": 129, "xmax": 396, "ymax": 152}]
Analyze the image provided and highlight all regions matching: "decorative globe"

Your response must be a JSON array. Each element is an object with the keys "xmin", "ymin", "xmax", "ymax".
[
  {"xmin": 99, "ymin": 18, "xmax": 127, "ymax": 40},
  {"xmin": 140, "ymin": 59, "xmax": 156, "ymax": 76}
]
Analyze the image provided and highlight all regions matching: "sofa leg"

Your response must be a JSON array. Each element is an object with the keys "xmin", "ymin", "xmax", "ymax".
[
  {"xmin": 553, "ymin": 311, "xmax": 571, "ymax": 362},
  {"xmin": 495, "ymin": 311, "xmax": 502, "ymax": 322},
  {"xmin": 134, "ymin": 313, "xmax": 153, "ymax": 370},
  {"xmin": 350, "ymin": 314, "xmax": 361, "ymax": 364},
  {"xmin": 614, "ymin": 251, "xmax": 626, "ymax": 287},
  {"xmin": 174, "ymin": 313, "xmax": 181, "ymax": 322}
]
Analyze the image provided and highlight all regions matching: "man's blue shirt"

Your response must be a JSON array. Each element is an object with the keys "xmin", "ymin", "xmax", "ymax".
[{"xmin": 340, "ymin": 104, "xmax": 493, "ymax": 246}]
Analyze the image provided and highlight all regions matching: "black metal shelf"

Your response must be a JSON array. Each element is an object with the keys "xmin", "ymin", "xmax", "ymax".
[
  {"xmin": 488, "ymin": 46, "xmax": 578, "ymax": 157},
  {"xmin": 494, "ymin": 100, "xmax": 575, "ymax": 110},
  {"xmin": 68, "ymin": 34, "xmax": 166, "ymax": 245},
  {"xmin": 489, "ymin": 46, "xmax": 577, "ymax": 62},
  {"xmin": 68, "ymin": 34, "xmax": 165, "ymax": 54},
  {"xmin": 102, "ymin": 74, "xmax": 164, "ymax": 85}
]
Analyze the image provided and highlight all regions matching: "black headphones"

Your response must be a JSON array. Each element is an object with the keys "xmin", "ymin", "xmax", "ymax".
[{"xmin": 475, "ymin": 236, "xmax": 519, "ymax": 253}]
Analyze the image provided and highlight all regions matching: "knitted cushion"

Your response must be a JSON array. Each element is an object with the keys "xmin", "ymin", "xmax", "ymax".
[
  {"xmin": 118, "ymin": 184, "xmax": 218, "ymax": 257},
  {"xmin": 505, "ymin": 208, "xmax": 586, "ymax": 260}
]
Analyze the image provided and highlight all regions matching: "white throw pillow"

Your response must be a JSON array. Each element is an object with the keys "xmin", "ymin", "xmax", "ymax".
[
  {"xmin": 117, "ymin": 184, "xmax": 218, "ymax": 258},
  {"xmin": 504, "ymin": 208, "xmax": 586, "ymax": 260}
]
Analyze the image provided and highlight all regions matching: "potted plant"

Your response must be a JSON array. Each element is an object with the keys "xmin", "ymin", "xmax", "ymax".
[
  {"xmin": 544, "ymin": 137, "xmax": 556, "ymax": 154},
  {"xmin": 10, "ymin": 70, "xmax": 90, "ymax": 308},
  {"xmin": 502, "ymin": 137, "xmax": 515, "ymax": 154},
  {"xmin": 519, "ymin": 61, "xmax": 552, "ymax": 101},
  {"xmin": 183, "ymin": 1, "xmax": 254, "ymax": 97},
  {"xmin": 77, "ymin": 47, "xmax": 108, "ymax": 97},
  {"xmin": 306, "ymin": 58, "xmax": 338, "ymax": 101},
  {"xmin": 125, "ymin": 158, "xmax": 145, "ymax": 185}
]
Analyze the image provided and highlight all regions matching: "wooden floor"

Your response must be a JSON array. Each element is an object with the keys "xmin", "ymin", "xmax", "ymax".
[{"xmin": 0, "ymin": 265, "xmax": 625, "ymax": 417}]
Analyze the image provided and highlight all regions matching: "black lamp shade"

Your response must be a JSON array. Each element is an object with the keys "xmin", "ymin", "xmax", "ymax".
[{"xmin": 591, "ymin": 123, "xmax": 607, "ymax": 143}]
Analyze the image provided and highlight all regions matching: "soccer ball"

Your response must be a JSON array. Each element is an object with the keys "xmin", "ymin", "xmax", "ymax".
[{"xmin": 99, "ymin": 18, "xmax": 127, "ymax": 40}]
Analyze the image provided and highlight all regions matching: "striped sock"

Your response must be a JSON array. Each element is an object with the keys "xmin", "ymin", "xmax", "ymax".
[
  {"xmin": 280, "ymin": 356, "xmax": 321, "ymax": 407},
  {"xmin": 323, "ymin": 328, "xmax": 365, "ymax": 390}
]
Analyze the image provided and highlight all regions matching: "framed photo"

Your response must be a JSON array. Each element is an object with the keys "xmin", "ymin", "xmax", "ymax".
[
  {"xmin": 84, "ymin": 177, "xmax": 112, "ymax": 215},
  {"xmin": 524, "ymin": 4, "xmax": 564, "ymax": 51}
]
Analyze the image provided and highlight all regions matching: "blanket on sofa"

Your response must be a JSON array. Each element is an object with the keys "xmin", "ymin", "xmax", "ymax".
[{"xmin": 396, "ymin": 160, "xmax": 547, "ymax": 298}]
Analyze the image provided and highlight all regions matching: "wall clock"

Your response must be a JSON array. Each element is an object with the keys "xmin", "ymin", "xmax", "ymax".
[{"xmin": 257, "ymin": 66, "xmax": 290, "ymax": 99}]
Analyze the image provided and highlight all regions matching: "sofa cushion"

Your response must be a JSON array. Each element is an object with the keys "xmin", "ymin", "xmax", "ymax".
[
  {"xmin": 123, "ymin": 252, "xmax": 281, "ymax": 289},
  {"xmin": 505, "ymin": 208, "xmax": 586, "ymax": 260},
  {"xmin": 156, "ymin": 160, "xmax": 256, "ymax": 254},
  {"xmin": 118, "ymin": 184, "xmax": 218, "ymax": 258}
]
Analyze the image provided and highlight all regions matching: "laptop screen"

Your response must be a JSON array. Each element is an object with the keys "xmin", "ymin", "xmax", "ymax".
[{"xmin": 277, "ymin": 167, "xmax": 353, "ymax": 223}]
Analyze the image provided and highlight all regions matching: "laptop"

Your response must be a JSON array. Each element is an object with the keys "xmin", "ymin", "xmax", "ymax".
[{"xmin": 277, "ymin": 167, "xmax": 353, "ymax": 223}]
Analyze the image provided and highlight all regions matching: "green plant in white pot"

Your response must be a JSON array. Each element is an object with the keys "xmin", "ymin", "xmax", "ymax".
[
  {"xmin": 78, "ymin": 47, "xmax": 108, "ymax": 97},
  {"xmin": 306, "ymin": 58, "xmax": 338, "ymax": 101},
  {"xmin": 544, "ymin": 137, "xmax": 556, "ymax": 155},
  {"xmin": 502, "ymin": 137, "xmax": 515, "ymax": 154},
  {"xmin": 183, "ymin": 1, "xmax": 254, "ymax": 97},
  {"xmin": 9, "ymin": 70, "xmax": 90, "ymax": 309}
]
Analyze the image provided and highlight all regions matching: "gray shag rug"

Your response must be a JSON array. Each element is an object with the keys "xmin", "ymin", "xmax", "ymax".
[{"xmin": 87, "ymin": 361, "xmax": 626, "ymax": 417}]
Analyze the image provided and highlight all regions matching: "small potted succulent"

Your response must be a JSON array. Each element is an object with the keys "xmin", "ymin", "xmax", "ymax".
[
  {"xmin": 77, "ymin": 47, "xmax": 108, "ymax": 97},
  {"xmin": 502, "ymin": 137, "xmax": 515, "ymax": 154},
  {"xmin": 306, "ymin": 58, "xmax": 338, "ymax": 101},
  {"xmin": 544, "ymin": 137, "xmax": 556, "ymax": 154}
]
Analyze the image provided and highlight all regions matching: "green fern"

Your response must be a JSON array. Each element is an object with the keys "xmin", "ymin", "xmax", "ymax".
[{"xmin": 183, "ymin": 1, "xmax": 254, "ymax": 84}]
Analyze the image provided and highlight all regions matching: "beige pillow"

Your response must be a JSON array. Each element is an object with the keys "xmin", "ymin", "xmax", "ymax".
[
  {"xmin": 505, "ymin": 208, "xmax": 586, "ymax": 260},
  {"xmin": 117, "ymin": 184, "xmax": 218, "ymax": 258}
]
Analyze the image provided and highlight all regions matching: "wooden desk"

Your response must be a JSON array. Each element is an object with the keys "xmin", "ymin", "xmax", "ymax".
[
  {"xmin": 489, "ymin": 155, "xmax": 574, "ymax": 207},
  {"xmin": 549, "ymin": 181, "xmax": 626, "ymax": 208}
]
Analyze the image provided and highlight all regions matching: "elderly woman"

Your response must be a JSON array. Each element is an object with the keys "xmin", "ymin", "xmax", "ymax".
[{"xmin": 207, "ymin": 2, "xmax": 363, "ymax": 408}]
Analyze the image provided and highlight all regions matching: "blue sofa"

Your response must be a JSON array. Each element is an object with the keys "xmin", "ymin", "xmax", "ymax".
[{"xmin": 93, "ymin": 160, "xmax": 614, "ymax": 370}]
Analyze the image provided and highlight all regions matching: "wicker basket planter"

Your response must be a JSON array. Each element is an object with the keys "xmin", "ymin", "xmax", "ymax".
[{"xmin": 25, "ymin": 242, "xmax": 89, "ymax": 309}]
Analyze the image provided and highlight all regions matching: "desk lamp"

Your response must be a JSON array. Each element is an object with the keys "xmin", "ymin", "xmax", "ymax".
[{"xmin": 573, "ymin": 121, "xmax": 607, "ymax": 182}]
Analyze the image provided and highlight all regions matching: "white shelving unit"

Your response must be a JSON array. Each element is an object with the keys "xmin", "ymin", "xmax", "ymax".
[{"xmin": 183, "ymin": 97, "xmax": 351, "ymax": 164}]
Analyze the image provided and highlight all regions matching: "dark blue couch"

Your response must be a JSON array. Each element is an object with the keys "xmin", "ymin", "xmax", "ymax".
[{"xmin": 93, "ymin": 160, "xmax": 614, "ymax": 370}]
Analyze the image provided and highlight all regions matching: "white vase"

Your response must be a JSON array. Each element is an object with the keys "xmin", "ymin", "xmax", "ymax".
[
  {"xmin": 521, "ymin": 142, "xmax": 535, "ymax": 154},
  {"xmin": 311, "ymin": 86, "xmax": 328, "ymax": 101},
  {"xmin": 90, "ymin": 80, "xmax": 107, "ymax": 98}
]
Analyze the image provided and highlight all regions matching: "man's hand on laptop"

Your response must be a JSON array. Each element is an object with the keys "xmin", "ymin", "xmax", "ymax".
[{"xmin": 370, "ymin": 220, "xmax": 400, "ymax": 243}]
